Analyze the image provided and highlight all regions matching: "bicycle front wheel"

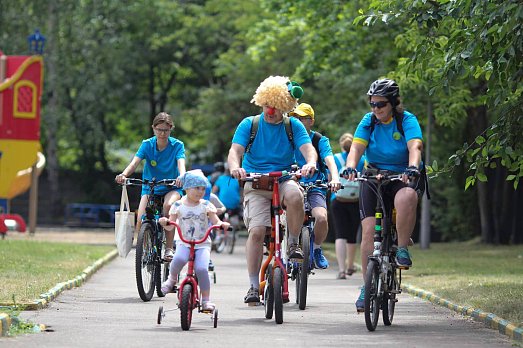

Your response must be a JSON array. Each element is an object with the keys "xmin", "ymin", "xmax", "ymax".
[
  {"xmin": 364, "ymin": 259, "xmax": 380, "ymax": 331},
  {"xmin": 135, "ymin": 222, "xmax": 157, "ymax": 301},
  {"xmin": 273, "ymin": 267, "xmax": 283, "ymax": 324},
  {"xmin": 296, "ymin": 226, "xmax": 310, "ymax": 310},
  {"xmin": 226, "ymin": 228, "xmax": 237, "ymax": 254},
  {"xmin": 180, "ymin": 283, "xmax": 193, "ymax": 331}
]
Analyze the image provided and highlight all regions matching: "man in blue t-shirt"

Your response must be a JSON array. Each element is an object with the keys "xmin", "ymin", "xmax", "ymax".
[
  {"xmin": 228, "ymin": 76, "xmax": 317, "ymax": 304},
  {"xmin": 289, "ymin": 103, "xmax": 341, "ymax": 270},
  {"xmin": 213, "ymin": 168, "xmax": 241, "ymax": 211}
]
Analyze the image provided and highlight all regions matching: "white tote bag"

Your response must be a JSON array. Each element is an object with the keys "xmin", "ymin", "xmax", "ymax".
[{"xmin": 114, "ymin": 185, "xmax": 135, "ymax": 257}]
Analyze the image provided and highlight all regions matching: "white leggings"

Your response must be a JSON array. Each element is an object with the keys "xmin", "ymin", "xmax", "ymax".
[{"xmin": 169, "ymin": 243, "xmax": 211, "ymax": 292}]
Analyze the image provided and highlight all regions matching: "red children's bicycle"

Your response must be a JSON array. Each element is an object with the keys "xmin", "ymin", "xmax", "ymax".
[{"xmin": 157, "ymin": 222, "xmax": 228, "ymax": 330}]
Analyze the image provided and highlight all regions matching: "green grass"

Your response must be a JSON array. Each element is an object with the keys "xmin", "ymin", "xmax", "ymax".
[
  {"xmin": 0, "ymin": 240, "xmax": 113, "ymax": 304},
  {"xmin": 324, "ymin": 240, "xmax": 523, "ymax": 328}
]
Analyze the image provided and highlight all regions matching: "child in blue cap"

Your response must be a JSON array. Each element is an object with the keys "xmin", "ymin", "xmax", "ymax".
[{"xmin": 159, "ymin": 170, "xmax": 229, "ymax": 312}]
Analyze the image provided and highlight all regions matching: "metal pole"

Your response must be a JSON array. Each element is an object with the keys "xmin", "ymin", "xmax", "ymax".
[
  {"xmin": 29, "ymin": 162, "xmax": 38, "ymax": 235},
  {"xmin": 420, "ymin": 101, "xmax": 432, "ymax": 249}
]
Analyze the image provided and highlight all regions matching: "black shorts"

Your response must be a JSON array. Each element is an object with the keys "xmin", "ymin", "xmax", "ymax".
[
  {"xmin": 331, "ymin": 199, "xmax": 360, "ymax": 243},
  {"xmin": 359, "ymin": 171, "xmax": 426, "ymax": 220}
]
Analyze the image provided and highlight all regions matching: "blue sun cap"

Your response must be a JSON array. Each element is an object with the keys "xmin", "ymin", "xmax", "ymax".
[{"xmin": 182, "ymin": 170, "xmax": 209, "ymax": 190}]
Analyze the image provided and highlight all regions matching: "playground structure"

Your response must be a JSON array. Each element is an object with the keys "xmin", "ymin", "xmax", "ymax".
[{"xmin": 0, "ymin": 36, "xmax": 45, "ymax": 235}]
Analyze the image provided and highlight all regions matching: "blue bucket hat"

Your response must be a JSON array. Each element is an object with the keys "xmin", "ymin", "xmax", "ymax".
[{"xmin": 183, "ymin": 170, "xmax": 209, "ymax": 190}]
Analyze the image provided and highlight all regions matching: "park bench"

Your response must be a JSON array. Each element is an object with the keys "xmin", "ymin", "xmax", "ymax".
[{"xmin": 64, "ymin": 203, "xmax": 120, "ymax": 228}]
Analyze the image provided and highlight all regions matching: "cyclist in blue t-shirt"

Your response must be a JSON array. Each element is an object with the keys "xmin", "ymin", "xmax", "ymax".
[
  {"xmin": 228, "ymin": 75, "xmax": 317, "ymax": 304},
  {"xmin": 289, "ymin": 103, "xmax": 341, "ymax": 270},
  {"xmin": 343, "ymin": 79, "xmax": 426, "ymax": 312},
  {"xmin": 115, "ymin": 112, "xmax": 186, "ymax": 260}
]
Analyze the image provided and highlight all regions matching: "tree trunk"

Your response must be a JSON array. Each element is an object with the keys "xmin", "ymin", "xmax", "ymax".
[{"xmin": 44, "ymin": 1, "xmax": 62, "ymax": 222}]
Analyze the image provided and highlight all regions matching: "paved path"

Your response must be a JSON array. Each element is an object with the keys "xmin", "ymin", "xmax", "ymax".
[{"xmin": 1, "ymin": 233, "xmax": 513, "ymax": 347}]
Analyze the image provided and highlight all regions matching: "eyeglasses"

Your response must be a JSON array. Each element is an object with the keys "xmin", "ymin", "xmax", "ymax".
[
  {"xmin": 369, "ymin": 101, "xmax": 389, "ymax": 109},
  {"xmin": 154, "ymin": 127, "xmax": 172, "ymax": 134},
  {"xmin": 298, "ymin": 117, "xmax": 313, "ymax": 121}
]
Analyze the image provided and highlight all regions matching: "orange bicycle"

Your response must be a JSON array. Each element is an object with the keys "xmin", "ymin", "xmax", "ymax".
[{"xmin": 242, "ymin": 168, "xmax": 300, "ymax": 324}]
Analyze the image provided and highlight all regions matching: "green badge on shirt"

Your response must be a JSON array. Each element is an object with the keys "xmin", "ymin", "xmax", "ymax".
[
  {"xmin": 393, "ymin": 132, "xmax": 402, "ymax": 140},
  {"xmin": 150, "ymin": 160, "xmax": 157, "ymax": 167}
]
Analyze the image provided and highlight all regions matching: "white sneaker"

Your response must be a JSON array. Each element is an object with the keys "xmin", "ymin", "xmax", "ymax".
[
  {"xmin": 161, "ymin": 278, "xmax": 176, "ymax": 295},
  {"xmin": 202, "ymin": 301, "xmax": 215, "ymax": 312},
  {"xmin": 164, "ymin": 248, "xmax": 174, "ymax": 261}
]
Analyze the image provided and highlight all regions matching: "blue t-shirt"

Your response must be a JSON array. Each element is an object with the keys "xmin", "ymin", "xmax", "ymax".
[
  {"xmin": 353, "ymin": 111, "xmax": 422, "ymax": 173},
  {"xmin": 214, "ymin": 174, "xmax": 240, "ymax": 210},
  {"xmin": 294, "ymin": 131, "xmax": 332, "ymax": 189},
  {"xmin": 136, "ymin": 136, "xmax": 185, "ymax": 195},
  {"xmin": 232, "ymin": 114, "xmax": 311, "ymax": 173}
]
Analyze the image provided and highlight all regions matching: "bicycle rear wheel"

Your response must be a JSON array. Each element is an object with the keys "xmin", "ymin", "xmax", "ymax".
[
  {"xmin": 180, "ymin": 283, "xmax": 193, "ymax": 331},
  {"xmin": 273, "ymin": 266, "xmax": 283, "ymax": 324},
  {"xmin": 135, "ymin": 222, "xmax": 156, "ymax": 301},
  {"xmin": 382, "ymin": 267, "xmax": 398, "ymax": 326},
  {"xmin": 296, "ymin": 226, "xmax": 310, "ymax": 310},
  {"xmin": 364, "ymin": 259, "xmax": 380, "ymax": 331}
]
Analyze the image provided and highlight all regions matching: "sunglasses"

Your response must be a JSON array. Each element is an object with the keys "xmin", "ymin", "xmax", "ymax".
[{"xmin": 369, "ymin": 101, "xmax": 389, "ymax": 109}]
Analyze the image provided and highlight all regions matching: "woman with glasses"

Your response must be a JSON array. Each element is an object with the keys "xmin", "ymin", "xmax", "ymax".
[
  {"xmin": 343, "ymin": 78, "xmax": 426, "ymax": 312},
  {"xmin": 115, "ymin": 112, "xmax": 186, "ymax": 260}
]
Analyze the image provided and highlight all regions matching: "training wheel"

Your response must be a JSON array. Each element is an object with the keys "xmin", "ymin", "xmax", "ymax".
[
  {"xmin": 213, "ymin": 309, "xmax": 219, "ymax": 328},
  {"xmin": 157, "ymin": 306, "xmax": 164, "ymax": 324}
]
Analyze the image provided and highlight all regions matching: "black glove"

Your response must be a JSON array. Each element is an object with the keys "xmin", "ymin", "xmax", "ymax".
[
  {"xmin": 404, "ymin": 166, "xmax": 420, "ymax": 179},
  {"xmin": 342, "ymin": 167, "xmax": 357, "ymax": 176}
]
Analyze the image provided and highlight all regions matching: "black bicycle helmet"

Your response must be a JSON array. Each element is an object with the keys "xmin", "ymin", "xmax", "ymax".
[{"xmin": 367, "ymin": 78, "xmax": 400, "ymax": 98}]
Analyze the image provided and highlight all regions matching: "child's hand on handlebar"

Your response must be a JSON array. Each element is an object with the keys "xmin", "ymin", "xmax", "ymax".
[
  {"xmin": 159, "ymin": 217, "xmax": 169, "ymax": 226},
  {"xmin": 220, "ymin": 221, "xmax": 231, "ymax": 231}
]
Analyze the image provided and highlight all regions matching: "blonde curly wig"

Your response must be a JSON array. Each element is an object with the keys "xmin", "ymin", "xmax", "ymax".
[{"xmin": 251, "ymin": 75, "xmax": 299, "ymax": 113}]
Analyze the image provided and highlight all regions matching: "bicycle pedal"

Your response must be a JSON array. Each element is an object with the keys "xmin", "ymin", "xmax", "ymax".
[
  {"xmin": 247, "ymin": 302, "xmax": 261, "ymax": 307},
  {"xmin": 397, "ymin": 265, "xmax": 410, "ymax": 270}
]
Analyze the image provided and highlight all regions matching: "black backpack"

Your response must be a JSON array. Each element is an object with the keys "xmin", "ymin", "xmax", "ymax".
[{"xmin": 245, "ymin": 114, "xmax": 326, "ymax": 175}]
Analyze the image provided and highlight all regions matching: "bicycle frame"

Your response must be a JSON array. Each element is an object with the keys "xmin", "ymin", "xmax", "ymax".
[{"xmin": 258, "ymin": 172, "xmax": 289, "ymax": 303}]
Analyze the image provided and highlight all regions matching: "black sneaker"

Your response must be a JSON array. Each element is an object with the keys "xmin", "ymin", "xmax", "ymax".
[
  {"xmin": 244, "ymin": 286, "xmax": 260, "ymax": 303},
  {"xmin": 288, "ymin": 243, "xmax": 304, "ymax": 259}
]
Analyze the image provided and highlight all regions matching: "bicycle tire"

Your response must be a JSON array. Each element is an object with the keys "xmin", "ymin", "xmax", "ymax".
[
  {"xmin": 297, "ymin": 226, "xmax": 310, "ymax": 310},
  {"xmin": 215, "ymin": 232, "xmax": 227, "ymax": 254},
  {"xmin": 273, "ymin": 267, "xmax": 283, "ymax": 324},
  {"xmin": 156, "ymin": 260, "xmax": 170, "ymax": 298},
  {"xmin": 364, "ymin": 259, "xmax": 380, "ymax": 331},
  {"xmin": 382, "ymin": 268, "xmax": 398, "ymax": 326},
  {"xmin": 135, "ymin": 223, "xmax": 156, "ymax": 301},
  {"xmin": 264, "ymin": 267, "xmax": 274, "ymax": 319},
  {"xmin": 180, "ymin": 283, "xmax": 193, "ymax": 331},
  {"xmin": 226, "ymin": 228, "xmax": 237, "ymax": 254}
]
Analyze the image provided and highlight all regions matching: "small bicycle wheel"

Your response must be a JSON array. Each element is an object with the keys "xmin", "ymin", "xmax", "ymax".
[
  {"xmin": 264, "ymin": 267, "xmax": 274, "ymax": 319},
  {"xmin": 135, "ymin": 223, "xmax": 156, "ymax": 302},
  {"xmin": 213, "ymin": 309, "xmax": 219, "ymax": 328},
  {"xmin": 382, "ymin": 268, "xmax": 398, "ymax": 326},
  {"xmin": 273, "ymin": 267, "xmax": 284, "ymax": 324},
  {"xmin": 180, "ymin": 283, "xmax": 193, "ymax": 331},
  {"xmin": 297, "ymin": 226, "xmax": 310, "ymax": 310},
  {"xmin": 364, "ymin": 259, "xmax": 380, "ymax": 331},
  {"xmin": 157, "ymin": 306, "xmax": 164, "ymax": 325}
]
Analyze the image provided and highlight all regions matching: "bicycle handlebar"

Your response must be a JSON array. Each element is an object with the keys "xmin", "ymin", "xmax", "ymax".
[
  {"xmin": 167, "ymin": 221, "xmax": 232, "ymax": 245},
  {"xmin": 123, "ymin": 178, "xmax": 181, "ymax": 189},
  {"xmin": 299, "ymin": 180, "xmax": 343, "ymax": 191},
  {"xmin": 240, "ymin": 169, "xmax": 302, "ymax": 182}
]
